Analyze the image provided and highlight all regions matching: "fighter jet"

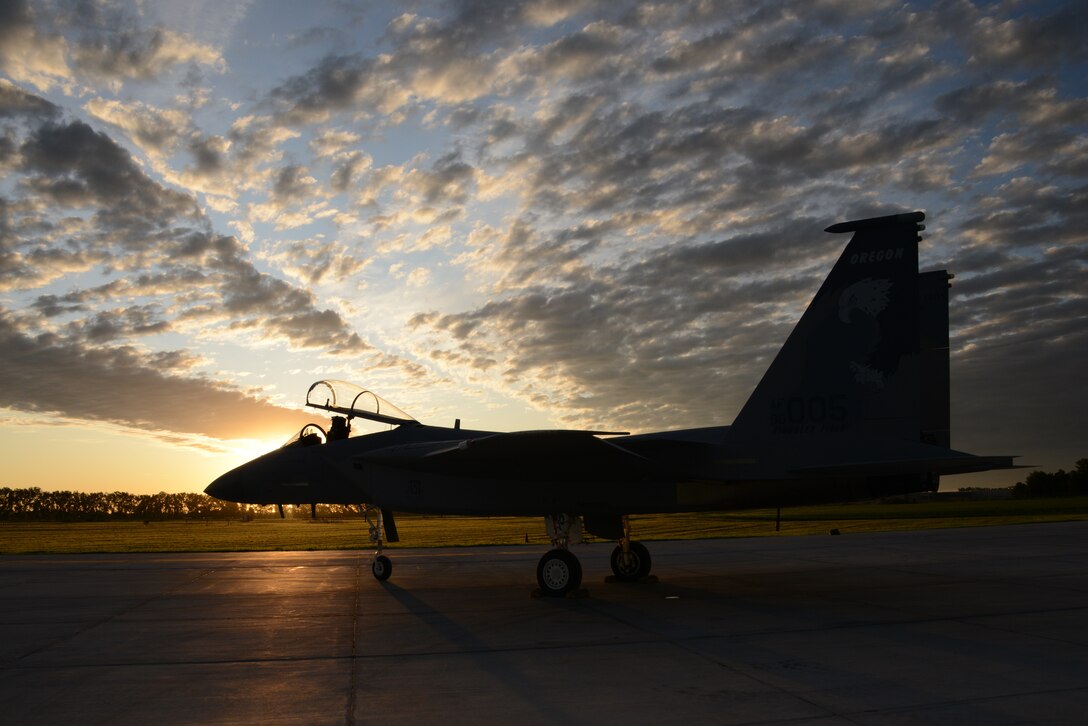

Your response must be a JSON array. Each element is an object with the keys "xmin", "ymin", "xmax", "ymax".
[{"xmin": 206, "ymin": 211, "xmax": 1016, "ymax": 596}]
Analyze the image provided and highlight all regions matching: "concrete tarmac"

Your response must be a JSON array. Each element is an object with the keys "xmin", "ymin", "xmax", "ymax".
[{"xmin": 1, "ymin": 521, "xmax": 1087, "ymax": 725}]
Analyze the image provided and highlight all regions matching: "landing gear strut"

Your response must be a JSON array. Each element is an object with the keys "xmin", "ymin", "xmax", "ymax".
[
  {"xmin": 609, "ymin": 515, "xmax": 652, "ymax": 582},
  {"xmin": 536, "ymin": 513, "xmax": 583, "ymax": 597},
  {"xmin": 361, "ymin": 505, "xmax": 392, "ymax": 582}
]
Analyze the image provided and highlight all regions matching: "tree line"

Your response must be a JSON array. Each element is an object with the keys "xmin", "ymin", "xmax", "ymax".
[
  {"xmin": 3, "ymin": 459, "xmax": 1084, "ymax": 521},
  {"xmin": 1011, "ymin": 459, "xmax": 1088, "ymax": 499},
  {"xmin": 0, "ymin": 488, "xmax": 364, "ymax": 522}
]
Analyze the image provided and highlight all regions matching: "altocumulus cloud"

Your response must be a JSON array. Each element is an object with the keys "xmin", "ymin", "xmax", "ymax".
[
  {"xmin": 0, "ymin": 86, "xmax": 373, "ymax": 436},
  {"xmin": 0, "ymin": 0, "xmax": 1084, "ymax": 480}
]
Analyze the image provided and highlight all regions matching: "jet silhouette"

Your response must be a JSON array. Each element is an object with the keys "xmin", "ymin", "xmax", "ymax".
[{"xmin": 207, "ymin": 211, "xmax": 1016, "ymax": 595}]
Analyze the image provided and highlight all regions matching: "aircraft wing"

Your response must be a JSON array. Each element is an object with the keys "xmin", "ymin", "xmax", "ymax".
[{"xmin": 356, "ymin": 430, "xmax": 650, "ymax": 480}]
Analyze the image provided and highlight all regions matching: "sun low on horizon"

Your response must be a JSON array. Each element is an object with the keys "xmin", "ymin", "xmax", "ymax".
[{"xmin": 1, "ymin": 0, "xmax": 1084, "ymax": 496}]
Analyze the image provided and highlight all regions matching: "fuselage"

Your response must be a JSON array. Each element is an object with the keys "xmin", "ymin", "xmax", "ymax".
[{"xmin": 205, "ymin": 422, "xmax": 938, "ymax": 516}]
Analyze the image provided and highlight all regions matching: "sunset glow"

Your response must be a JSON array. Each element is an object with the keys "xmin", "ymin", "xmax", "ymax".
[{"xmin": 1, "ymin": 1, "xmax": 1084, "ymax": 494}]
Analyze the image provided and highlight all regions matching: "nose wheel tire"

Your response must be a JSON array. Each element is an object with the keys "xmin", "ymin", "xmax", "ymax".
[
  {"xmin": 610, "ymin": 541, "xmax": 652, "ymax": 582},
  {"xmin": 536, "ymin": 549, "xmax": 582, "ymax": 597},
  {"xmin": 372, "ymin": 554, "xmax": 392, "ymax": 581}
]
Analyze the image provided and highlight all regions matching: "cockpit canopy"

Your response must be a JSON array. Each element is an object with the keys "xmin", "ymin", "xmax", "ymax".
[
  {"xmin": 282, "ymin": 423, "xmax": 326, "ymax": 448},
  {"xmin": 304, "ymin": 380, "xmax": 418, "ymax": 426}
]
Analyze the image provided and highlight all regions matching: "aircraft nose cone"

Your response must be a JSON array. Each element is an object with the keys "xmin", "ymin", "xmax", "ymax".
[{"xmin": 205, "ymin": 466, "xmax": 247, "ymax": 502}]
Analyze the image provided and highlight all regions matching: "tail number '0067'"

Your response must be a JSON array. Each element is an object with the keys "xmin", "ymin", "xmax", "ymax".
[{"xmin": 770, "ymin": 394, "xmax": 848, "ymax": 433}]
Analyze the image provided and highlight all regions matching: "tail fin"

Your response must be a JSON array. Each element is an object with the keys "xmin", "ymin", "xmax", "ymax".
[
  {"xmin": 731, "ymin": 211, "xmax": 930, "ymax": 444},
  {"xmin": 918, "ymin": 269, "xmax": 952, "ymax": 448}
]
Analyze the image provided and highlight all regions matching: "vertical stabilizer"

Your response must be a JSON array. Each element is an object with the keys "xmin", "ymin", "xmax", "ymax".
[
  {"xmin": 918, "ymin": 270, "xmax": 952, "ymax": 449},
  {"xmin": 731, "ymin": 211, "xmax": 926, "ymax": 444}
]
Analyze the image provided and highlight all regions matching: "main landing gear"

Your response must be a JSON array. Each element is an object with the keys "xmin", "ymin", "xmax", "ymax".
[
  {"xmin": 357, "ymin": 507, "xmax": 655, "ymax": 593},
  {"xmin": 535, "ymin": 514, "xmax": 654, "ymax": 597},
  {"xmin": 536, "ymin": 513, "xmax": 583, "ymax": 597},
  {"xmin": 609, "ymin": 515, "xmax": 652, "ymax": 582},
  {"xmin": 537, "ymin": 549, "xmax": 582, "ymax": 597}
]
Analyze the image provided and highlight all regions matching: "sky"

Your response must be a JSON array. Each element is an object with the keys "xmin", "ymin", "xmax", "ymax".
[{"xmin": 0, "ymin": 0, "xmax": 1085, "ymax": 495}]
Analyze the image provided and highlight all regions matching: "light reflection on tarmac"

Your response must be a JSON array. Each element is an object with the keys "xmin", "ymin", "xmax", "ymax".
[{"xmin": 1, "ymin": 522, "xmax": 1087, "ymax": 725}]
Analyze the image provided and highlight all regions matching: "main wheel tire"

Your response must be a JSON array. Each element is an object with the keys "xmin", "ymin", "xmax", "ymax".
[
  {"xmin": 610, "ymin": 541, "xmax": 652, "ymax": 582},
  {"xmin": 372, "ymin": 554, "xmax": 392, "ymax": 581},
  {"xmin": 536, "ymin": 549, "xmax": 582, "ymax": 596}
]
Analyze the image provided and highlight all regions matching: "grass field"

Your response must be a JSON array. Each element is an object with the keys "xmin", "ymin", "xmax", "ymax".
[{"xmin": 2, "ymin": 497, "xmax": 1087, "ymax": 555}]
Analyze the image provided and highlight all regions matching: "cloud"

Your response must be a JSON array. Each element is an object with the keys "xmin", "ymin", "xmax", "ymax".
[
  {"xmin": 265, "ymin": 2, "xmax": 606, "ymax": 126},
  {"xmin": 5, "ymin": 91, "xmax": 371, "ymax": 361},
  {"xmin": 167, "ymin": 115, "xmax": 302, "ymax": 200},
  {"xmin": 933, "ymin": 76, "xmax": 1088, "ymax": 180},
  {"xmin": 974, "ymin": 130, "xmax": 1088, "ymax": 179},
  {"xmin": 0, "ymin": 310, "xmax": 312, "ymax": 440},
  {"xmin": 269, "ymin": 53, "xmax": 411, "ymax": 125},
  {"xmin": 19, "ymin": 120, "xmax": 201, "ymax": 220},
  {"xmin": 967, "ymin": 5, "xmax": 1088, "ymax": 69},
  {"xmin": 0, "ymin": 218, "xmax": 109, "ymax": 293},
  {"xmin": 526, "ymin": 22, "xmax": 627, "ymax": 82},
  {"xmin": 315, "ymin": 0, "xmax": 1081, "ymax": 451},
  {"xmin": 411, "ymin": 215, "xmax": 833, "ymax": 430},
  {"xmin": 0, "ymin": 0, "xmax": 225, "ymax": 94},
  {"xmin": 0, "ymin": 89, "xmax": 395, "ymax": 445},
  {"xmin": 83, "ymin": 97, "xmax": 190, "ymax": 157},
  {"xmin": 0, "ymin": 78, "xmax": 61, "ymax": 119},
  {"xmin": 263, "ymin": 238, "xmax": 372, "ymax": 287},
  {"xmin": 0, "ymin": 0, "xmax": 73, "ymax": 91},
  {"xmin": 309, "ymin": 128, "xmax": 362, "ymax": 158},
  {"xmin": 71, "ymin": 26, "xmax": 224, "ymax": 83},
  {"xmin": 942, "ymin": 180, "xmax": 1088, "ymax": 459},
  {"xmin": 329, "ymin": 152, "xmax": 371, "ymax": 193},
  {"xmin": 404, "ymin": 150, "xmax": 477, "ymax": 206},
  {"xmin": 935, "ymin": 77, "xmax": 1054, "ymax": 126}
]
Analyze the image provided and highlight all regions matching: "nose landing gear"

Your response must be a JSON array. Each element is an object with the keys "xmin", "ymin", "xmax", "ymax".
[
  {"xmin": 361, "ymin": 505, "xmax": 393, "ymax": 582},
  {"xmin": 372, "ymin": 553, "xmax": 392, "ymax": 581}
]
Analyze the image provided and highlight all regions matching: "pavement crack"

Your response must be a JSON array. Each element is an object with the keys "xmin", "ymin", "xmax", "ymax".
[{"xmin": 345, "ymin": 554, "xmax": 362, "ymax": 726}]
